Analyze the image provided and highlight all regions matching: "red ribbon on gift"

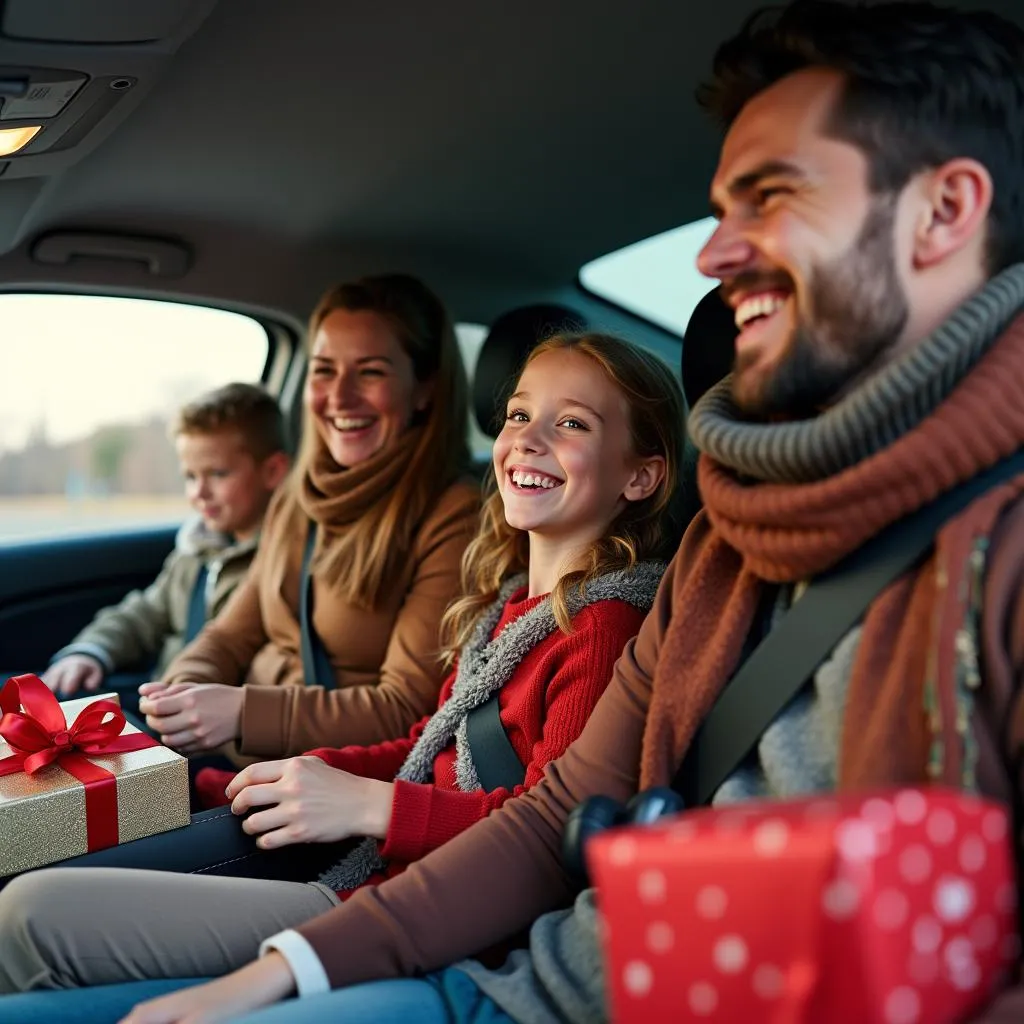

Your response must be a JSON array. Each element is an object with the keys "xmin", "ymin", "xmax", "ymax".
[{"xmin": 0, "ymin": 673, "xmax": 158, "ymax": 852}]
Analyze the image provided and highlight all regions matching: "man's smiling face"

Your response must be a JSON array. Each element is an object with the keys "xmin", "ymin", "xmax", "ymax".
[{"xmin": 698, "ymin": 67, "xmax": 910, "ymax": 418}]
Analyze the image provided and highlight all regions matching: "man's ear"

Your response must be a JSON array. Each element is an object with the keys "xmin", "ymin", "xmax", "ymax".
[
  {"xmin": 622, "ymin": 455, "xmax": 666, "ymax": 503},
  {"xmin": 261, "ymin": 451, "xmax": 291, "ymax": 491},
  {"xmin": 911, "ymin": 158, "xmax": 993, "ymax": 270}
]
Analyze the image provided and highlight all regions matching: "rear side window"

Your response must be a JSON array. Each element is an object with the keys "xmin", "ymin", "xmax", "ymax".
[
  {"xmin": 580, "ymin": 217, "xmax": 718, "ymax": 335},
  {"xmin": 0, "ymin": 294, "xmax": 269, "ymax": 542}
]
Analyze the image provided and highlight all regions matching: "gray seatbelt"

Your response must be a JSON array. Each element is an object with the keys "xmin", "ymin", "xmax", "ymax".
[
  {"xmin": 299, "ymin": 525, "xmax": 336, "ymax": 690},
  {"xmin": 676, "ymin": 448, "xmax": 1024, "ymax": 807},
  {"xmin": 465, "ymin": 692, "xmax": 527, "ymax": 792}
]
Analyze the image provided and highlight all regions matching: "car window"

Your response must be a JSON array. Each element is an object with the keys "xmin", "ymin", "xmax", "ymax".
[
  {"xmin": 0, "ymin": 294, "xmax": 270, "ymax": 542},
  {"xmin": 579, "ymin": 216, "xmax": 718, "ymax": 335}
]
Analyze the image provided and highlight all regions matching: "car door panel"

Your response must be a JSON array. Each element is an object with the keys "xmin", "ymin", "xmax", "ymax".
[{"xmin": 0, "ymin": 526, "xmax": 176, "ymax": 675}]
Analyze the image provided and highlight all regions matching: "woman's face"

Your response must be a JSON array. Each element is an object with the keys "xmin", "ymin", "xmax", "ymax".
[{"xmin": 305, "ymin": 308, "xmax": 431, "ymax": 468}]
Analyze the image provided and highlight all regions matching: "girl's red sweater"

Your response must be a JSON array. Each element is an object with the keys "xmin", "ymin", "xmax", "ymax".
[
  {"xmin": 309, "ymin": 588, "xmax": 646, "ymax": 894},
  {"xmin": 194, "ymin": 587, "xmax": 647, "ymax": 895}
]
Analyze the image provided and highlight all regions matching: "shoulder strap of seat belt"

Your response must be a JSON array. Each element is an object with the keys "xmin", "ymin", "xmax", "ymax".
[
  {"xmin": 183, "ymin": 565, "xmax": 209, "ymax": 644},
  {"xmin": 675, "ymin": 448, "xmax": 1024, "ymax": 807},
  {"xmin": 299, "ymin": 524, "xmax": 337, "ymax": 691},
  {"xmin": 465, "ymin": 691, "xmax": 528, "ymax": 792}
]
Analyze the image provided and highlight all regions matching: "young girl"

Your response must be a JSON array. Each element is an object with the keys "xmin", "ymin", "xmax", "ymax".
[{"xmin": 0, "ymin": 332, "xmax": 686, "ymax": 1019}]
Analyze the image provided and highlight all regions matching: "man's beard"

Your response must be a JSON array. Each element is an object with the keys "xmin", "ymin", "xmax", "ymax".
[{"xmin": 733, "ymin": 195, "xmax": 909, "ymax": 419}]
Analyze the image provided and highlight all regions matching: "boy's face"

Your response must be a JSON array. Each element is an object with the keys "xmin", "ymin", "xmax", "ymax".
[{"xmin": 176, "ymin": 429, "xmax": 281, "ymax": 541}]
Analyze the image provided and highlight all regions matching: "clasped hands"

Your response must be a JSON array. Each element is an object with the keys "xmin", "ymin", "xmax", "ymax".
[{"xmin": 138, "ymin": 680, "xmax": 243, "ymax": 755}]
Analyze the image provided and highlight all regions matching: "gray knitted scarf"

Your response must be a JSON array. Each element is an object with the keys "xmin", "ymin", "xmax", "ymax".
[
  {"xmin": 687, "ymin": 263, "xmax": 1024, "ymax": 483},
  {"xmin": 318, "ymin": 560, "xmax": 666, "ymax": 891}
]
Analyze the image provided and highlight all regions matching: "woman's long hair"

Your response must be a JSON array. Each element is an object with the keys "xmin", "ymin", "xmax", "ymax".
[
  {"xmin": 296, "ymin": 273, "xmax": 470, "ymax": 609},
  {"xmin": 440, "ymin": 332, "xmax": 684, "ymax": 657}
]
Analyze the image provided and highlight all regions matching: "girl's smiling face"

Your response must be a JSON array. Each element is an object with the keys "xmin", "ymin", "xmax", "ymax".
[{"xmin": 493, "ymin": 347, "xmax": 660, "ymax": 549}]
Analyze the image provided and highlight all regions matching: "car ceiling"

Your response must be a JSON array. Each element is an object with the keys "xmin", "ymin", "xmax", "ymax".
[{"xmin": 0, "ymin": 0, "xmax": 1018, "ymax": 332}]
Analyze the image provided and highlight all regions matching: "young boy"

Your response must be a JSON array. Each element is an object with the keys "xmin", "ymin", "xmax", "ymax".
[{"xmin": 41, "ymin": 382, "xmax": 289, "ymax": 711}]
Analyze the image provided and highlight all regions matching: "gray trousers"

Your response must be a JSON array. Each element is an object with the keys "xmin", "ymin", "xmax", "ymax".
[{"xmin": 0, "ymin": 867, "xmax": 339, "ymax": 992}]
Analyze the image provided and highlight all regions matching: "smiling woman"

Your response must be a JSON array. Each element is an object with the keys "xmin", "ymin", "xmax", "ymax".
[
  {"xmin": 307, "ymin": 309, "xmax": 433, "ymax": 472},
  {"xmin": 138, "ymin": 273, "xmax": 480, "ymax": 766}
]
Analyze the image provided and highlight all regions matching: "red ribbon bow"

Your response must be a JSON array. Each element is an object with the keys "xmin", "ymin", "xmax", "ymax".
[{"xmin": 0, "ymin": 673, "xmax": 159, "ymax": 852}]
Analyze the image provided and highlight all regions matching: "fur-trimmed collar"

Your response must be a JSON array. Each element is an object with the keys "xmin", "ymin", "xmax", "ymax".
[{"xmin": 318, "ymin": 559, "xmax": 666, "ymax": 892}]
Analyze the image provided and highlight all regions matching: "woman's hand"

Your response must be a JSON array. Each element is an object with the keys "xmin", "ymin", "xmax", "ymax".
[
  {"xmin": 119, "ymin": 952, "xmax": 296, "ymax": 1024},
  {"xmin": 227, "ymin": 756, "xmax": 395, "ymax": 848},
  {"xmin": 138, "ymin": 681, "xmax": 243, "ymax": 754}
]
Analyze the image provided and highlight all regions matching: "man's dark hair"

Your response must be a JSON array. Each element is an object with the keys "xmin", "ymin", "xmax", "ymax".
[{"xmin": 698, "ymin": 0, "xmax": 1024, "ymax": 274}]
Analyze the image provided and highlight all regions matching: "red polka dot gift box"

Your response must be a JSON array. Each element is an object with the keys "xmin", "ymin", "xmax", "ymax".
[{"xmin": 588, "ymin": 789, "xmax": 1018, "ymax": 1024}]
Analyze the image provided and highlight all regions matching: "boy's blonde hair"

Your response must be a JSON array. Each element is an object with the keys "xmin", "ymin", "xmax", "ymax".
[
  {"xmin": 173, "ymin": 382, "xmax": 286, "ymax": 461},
  {"xmin": 440, "ymin": 332, "xmax": 684, "ymax": 659}
]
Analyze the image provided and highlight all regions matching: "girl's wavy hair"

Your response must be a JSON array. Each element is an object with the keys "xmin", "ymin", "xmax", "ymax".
[
  {"xmin": 440, "ymin": 332, "xmax": 684, "ymax": 659},
  {"xmin": 291, "ymin": 273, "xmax": 469, "ymax": 609}
]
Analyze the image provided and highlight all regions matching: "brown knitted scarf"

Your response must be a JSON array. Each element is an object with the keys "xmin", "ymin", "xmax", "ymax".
[
  {"xmin": 297, "ymin": 426, "xmax": 424, "ymax": 538},
  {"xmin": 265, "ymin": 425, "xmax": 434, "ymax": 607},
  {"xmin": 640, "ymin": 303, "xmax": 1024, "ymax": 793}
]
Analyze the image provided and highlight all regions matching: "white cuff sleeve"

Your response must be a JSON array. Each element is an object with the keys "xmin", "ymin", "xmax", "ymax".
[{"xmin": 260, "ymin": 929, "xmax": 331, "ymax": 998}]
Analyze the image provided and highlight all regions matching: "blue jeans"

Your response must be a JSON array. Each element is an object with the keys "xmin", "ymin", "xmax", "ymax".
[
  {"xmin": 0, "ymin": 979, "xmax": 207, "ymax": 1023},
  {"xmin": 0, "ymin": 969, "xmax": 515, "ymax": 1024}
]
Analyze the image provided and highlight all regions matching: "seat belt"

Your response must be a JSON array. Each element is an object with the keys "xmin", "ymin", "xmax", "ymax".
[
  {"xmin": 300, "ymin": 525, "xmax": 337, "ymax": 690},
  {"xmin": 184, "ymin": 565, "xmax": 209, "ymax": 644},
  {"xmin": 675, "ymin": 448, "xmax": 1024, "ymax": 808},
  {"xmin": 465, "ymin": 692, "xmax": 527, "ymax": 791}
]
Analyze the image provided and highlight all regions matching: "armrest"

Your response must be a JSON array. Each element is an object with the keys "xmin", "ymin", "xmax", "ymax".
[
  {"xmin": 0, "ymin": 808, "xmax": 255, "ymax": 892},
  {"xmin": 0, "ymin": 809, "xmax": 355, "ymax": 890},
  {"xmin": 59, "ymin": 807, "xmax": 255, "ymax": 873}
]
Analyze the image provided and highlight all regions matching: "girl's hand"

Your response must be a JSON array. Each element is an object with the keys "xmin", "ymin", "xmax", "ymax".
[
  {"xmin": 118, "ymin": 952, "xmax": 295, "ymax": 1023},
  {"xmin": 138, "ymin": 683, "xmax": 243, "ymax": 754},
  {"xmin": 227, "ymin": 756, "xmax": 394, "ymax": 848}
]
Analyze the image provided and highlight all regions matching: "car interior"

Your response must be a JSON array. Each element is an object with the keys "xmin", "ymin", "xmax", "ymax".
[{"xmin": 0, "ymin": 0, "xmax": 1021, "ymax": 882}]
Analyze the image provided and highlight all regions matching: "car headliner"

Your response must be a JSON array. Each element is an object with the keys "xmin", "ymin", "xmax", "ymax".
[{"xmin": 0, "ymin": 0, "xmax": 1018, "ymax": 330}]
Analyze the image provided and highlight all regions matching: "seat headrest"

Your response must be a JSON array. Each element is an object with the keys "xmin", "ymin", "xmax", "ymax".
[
  {"xmin": 472, "ymin": 303, "xmax": 587, "ymax": 436},
  {"xmin": 681, "ymin": 288, "xmax": 736, "ymax": 411}
]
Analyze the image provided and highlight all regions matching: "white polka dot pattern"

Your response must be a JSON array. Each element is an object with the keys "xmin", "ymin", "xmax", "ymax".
[
  {"xmin": 751, "ymin": 818, "xmax": 789, "ymax": 857},
  {"xmin": 688, "ymin": 982, "xmax": 718, "ymax": 1016},
  {"xmin": 899, "ymin": 844, "xmax": 933, "ymax": 885},
  {"xmin": 622, "ymin": 960, "xmax": 652, "ymax": 997},
  {"xmin": 822, "ymin": 877, "xmax": 861, "ymax": 920},
  {"xmin": 645, "ymin": 921, "xmax": 674, "ymax": 954},
  {"xmin": 695, "ymin": 884, "xmax": 728, "ymax": 920},
  {"xmin": 884, "ymin": 985, "xmax": 922, "ymax": 1024},
  {"xmin": 713, "ymin": 935, "xmax": 748, "ymax": 974},
  {"xmin": 637, "ymin": 869, "xmax": 667, "ymax": 905},
  {"xmin": 752, "ymin": 963, "xmax": 784, "ymax": 1000},
  {"xmin": 589, "ymin": 790, "xmax": 1015, "ymax": 1024}
]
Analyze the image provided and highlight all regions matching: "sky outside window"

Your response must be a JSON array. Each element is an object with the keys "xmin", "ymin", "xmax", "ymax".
[{"xmin": 580, "ymin": 216, "xmax": 718, "ymax": 336}]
